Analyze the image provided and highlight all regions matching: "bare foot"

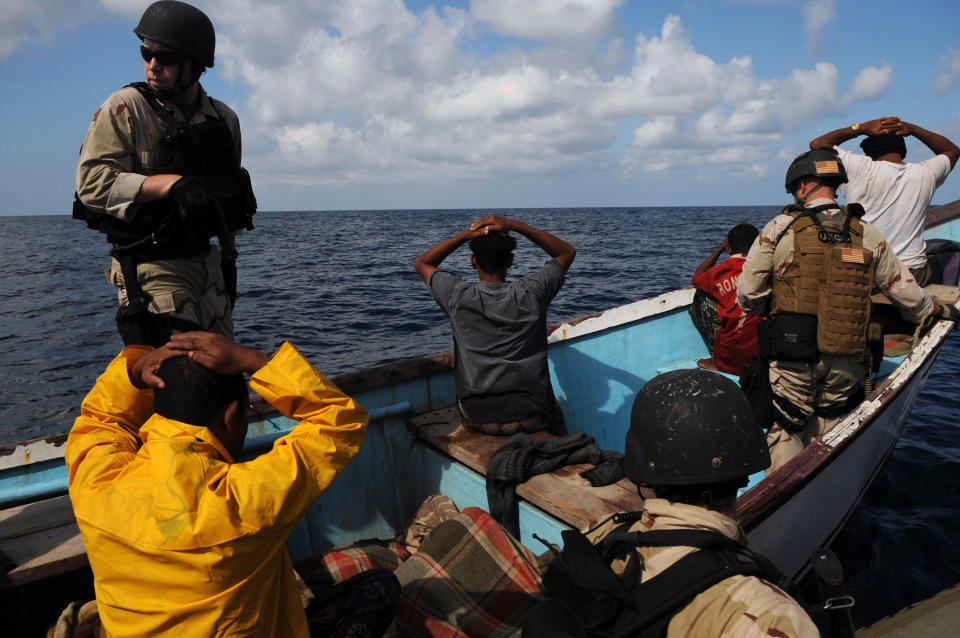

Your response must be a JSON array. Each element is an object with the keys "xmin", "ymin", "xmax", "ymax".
[{"xmin": 697, "ymin": 358, "xmax": 719, "ymax": 371}]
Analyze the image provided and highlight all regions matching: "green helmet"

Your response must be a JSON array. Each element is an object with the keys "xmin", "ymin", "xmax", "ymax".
[
  {"xmin": 134, "ymin": 1, "xmax": 215, "ymax": 68},
  {"xmin": 624, "ymin": 369, "xmax": 769, "ymax": 486},
  {"xmin": 784, "ymin": 149, "xmax": 847, "ymax": 193}
]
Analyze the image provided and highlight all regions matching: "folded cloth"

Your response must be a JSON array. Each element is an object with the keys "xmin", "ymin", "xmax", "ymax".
[
  {"xmin": 392, "ymin": 507, "xmax": 546, "ymax": 637},
  {"xmin": 486, "ymin": 433, "xmax": 625, "ymax": 537},
  {"xmin": 306, "ymin": 569, "xmax": 400, "ymax": 638},
  {"xmin": 47, "ymin": 600, "xmax": 100, "ymax": 638}
]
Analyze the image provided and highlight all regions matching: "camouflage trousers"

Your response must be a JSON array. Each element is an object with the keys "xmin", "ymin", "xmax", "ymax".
[
  {"xmin": 766, "ymin": 354, "xmax": 866, "ymax": 474},
  {"xmin": 108, "ymin": 245, "xmax": 233, "ymax": 340}
]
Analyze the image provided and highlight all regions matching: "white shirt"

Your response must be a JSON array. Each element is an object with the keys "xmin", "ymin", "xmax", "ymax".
[{"xmin": 836, "ymin": 147, "xmax": 952, "ymax": 270}]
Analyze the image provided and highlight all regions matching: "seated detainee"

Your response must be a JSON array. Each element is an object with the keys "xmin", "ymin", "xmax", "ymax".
[
  {"xmin": 304, "ymin": 370, "xmax": 818, "ymax": 637},
  {"xmin": 690, "ymin": 223, "xmax": 760, "ymax": 375},
  {"xmin": 64, "ymin": 332, "xmax": 372, "ymax": 638},
  {"xmin": 414, "ymin": 215, "xmax": 575, "ymax": 435}
]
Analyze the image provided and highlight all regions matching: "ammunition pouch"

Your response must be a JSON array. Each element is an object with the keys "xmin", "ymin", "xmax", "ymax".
[
  {"xmin": 760, "ymin": 313, "xmax": 819, "ymax": 361},
  {"xmin": 739, "ymin": 357, "xmax": 773, "ymax": 430}
]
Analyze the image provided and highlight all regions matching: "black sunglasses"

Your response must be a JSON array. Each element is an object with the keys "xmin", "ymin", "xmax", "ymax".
[{"xmin": 140, "ymin": 46, "xmax": 182, "ymax": 66}]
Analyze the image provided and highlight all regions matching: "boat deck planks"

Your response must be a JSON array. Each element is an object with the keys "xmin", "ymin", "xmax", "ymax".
[
  {"xmin": 409, "ymin": 407, "xmax": 644, "ymax": 532},
  {"xmin": 872, "ymin": 283, "xmax": 960, "ymax": 306},
  {"xmin": 0, "ymin": 494, "xmax": 86, "ymax": 589},
  {"xmin": 856, "ymin": 583, "xmax": 960, "ymax": 637}
]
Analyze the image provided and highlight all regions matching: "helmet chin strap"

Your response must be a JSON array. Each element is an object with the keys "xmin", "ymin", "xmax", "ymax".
[
  {"xmin": 149, "ymin": 62, "xmax": 203, "ymax": 101},
  {"xmin": 794, "ymin": 179, "xmax": 825, "ymax": 207}
]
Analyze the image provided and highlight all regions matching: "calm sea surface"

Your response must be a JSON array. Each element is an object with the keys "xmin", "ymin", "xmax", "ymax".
[{"xmin": 1, "ymin": 208, "xmax": 958, "ymax": 626}]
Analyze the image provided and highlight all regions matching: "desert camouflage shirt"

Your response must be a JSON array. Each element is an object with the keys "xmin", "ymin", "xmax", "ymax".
[
  {"xmin": 737, "ymin": 199, "xmax": 936, "ymax": 324},
  {"xmin": 76, "ymin": 84, "xmax": 241, "ymax": 221},
  {"xmin": 586, "ymin": 499, "xmax": 820, "ymax": 638}
]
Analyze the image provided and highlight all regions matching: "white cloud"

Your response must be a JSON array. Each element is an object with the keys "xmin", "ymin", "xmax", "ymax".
[
  {"xmin": 1, "ymin": 2, "xmax": 906, "ymax": 192},
  {"xmin": 0, "ymin": 0, "xmax": 97, "ymax": 61},
  {"xmin": 802, "ymin": 0, "xmax": 835, "ymax": 57},
  {"xmin": 933, "ymin": 49, "xmax": 960, "ymax": 96},
  {"xmin": 843, "ymin": 62, "xmax": 892, "ymax": 105},
  {"xmin": 589, "ymin": 15, "xmax": 757, "ymax": 118},
  {"xmin": 470, "ymin": 0, "xmax": 622, "ymax": 41}
]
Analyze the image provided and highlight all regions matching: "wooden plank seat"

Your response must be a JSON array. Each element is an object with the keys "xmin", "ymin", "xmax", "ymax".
[
  {"xmin": 872, "ymin": 283, "xmax": 960, "ymax": 306},
  {"xmin": 0, "ymin": 494, "xmax": 86, "ymax": 590},
  {"xmin": 408, "ymin": 406, "xmax": 644, "ymax": 532}
]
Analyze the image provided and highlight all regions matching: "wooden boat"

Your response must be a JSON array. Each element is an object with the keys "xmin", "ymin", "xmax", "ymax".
[{"xmin": 3, "ymin": 199, "xmax": 960, "ymax": 603}]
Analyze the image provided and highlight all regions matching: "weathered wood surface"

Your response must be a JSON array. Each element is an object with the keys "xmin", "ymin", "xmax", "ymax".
[
  {"xmin": 409, "ymin": 407, "xmax": 644, "ymax": 532},
  {"xmin": 0, "ymin": 494, "xmax": 86, "ymax": 589},
  {"xmin": 872, "ymin": 283, "xmax": 960, "ymax": 306}
]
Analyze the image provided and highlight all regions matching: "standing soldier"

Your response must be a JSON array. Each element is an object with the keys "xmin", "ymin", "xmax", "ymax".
[
  {"xmin": 74, "ymin": 1, "xmax": 256, "ymax": 347},
  {"xmin": 737, "ymin": 149, "xmax": 957, "ymax": 472}
]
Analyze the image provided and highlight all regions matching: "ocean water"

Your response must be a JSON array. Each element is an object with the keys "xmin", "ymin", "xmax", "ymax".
[{"xmin": 1, "ymin": 208, "xmax": 958, "ymax": 626}]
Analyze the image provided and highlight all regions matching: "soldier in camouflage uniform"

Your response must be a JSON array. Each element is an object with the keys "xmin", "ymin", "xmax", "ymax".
[
  {"xmin": 75, "ymin": 1, "xmax": 255, "ymax": 347},
  {"xmin": 738, "ymin": 150, "xmax": 956, "ymax": 472}
]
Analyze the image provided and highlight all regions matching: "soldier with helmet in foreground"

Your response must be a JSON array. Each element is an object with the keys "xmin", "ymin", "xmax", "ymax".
[
  {"xmin": 737, "ymin": 150, "xmax": 957, "ymax": 473},
  {"xmin": 75, "ymin": 0, "xmax": 256, "ymax": 347},
  {"xmin": 523, "ymin": 369, "xmax": 818, "ymax": 637}
]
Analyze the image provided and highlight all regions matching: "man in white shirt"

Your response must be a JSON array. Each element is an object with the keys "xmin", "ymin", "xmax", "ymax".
[{"xmin": 809, "ymin": 117, "xmax": 958, "ymax": 285}]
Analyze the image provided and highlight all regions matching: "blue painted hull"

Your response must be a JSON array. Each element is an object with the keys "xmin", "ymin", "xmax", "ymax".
[{"xmin": 3, "ymin": 200, "xmax": 959, "ymax": 582}]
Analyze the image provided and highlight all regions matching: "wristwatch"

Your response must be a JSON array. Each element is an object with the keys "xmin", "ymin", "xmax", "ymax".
[{"xmin": 851, "ymin": 123, "xmax": 860, "ymax": 132}]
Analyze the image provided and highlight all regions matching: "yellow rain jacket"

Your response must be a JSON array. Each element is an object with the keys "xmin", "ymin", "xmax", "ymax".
[{"xmin": 65, "ymin": 342, "xmax": 368, "ymax": 637}]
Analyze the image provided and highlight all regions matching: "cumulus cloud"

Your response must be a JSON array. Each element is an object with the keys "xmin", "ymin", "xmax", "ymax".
[
  {"xmin": 0, "ymin": 0, "xmax": 97, "ymax": 61},
  {"xmin": 843, "ymin": 62, "xmax": 892, "ymax": 105},
  {"xmin": 802, "ymin": 0, "xmax": 836, "ymax": 57},
  {"xmin": 933, "ymin": 48, "xmax": 960, "ymax": 95},
  {"xmin": 3, "ymin": 1, "xmax": 902, "ymax": 190},
  {"xmin": 470, "ymin": 0, "xmax": 622, "ymax": 41}
]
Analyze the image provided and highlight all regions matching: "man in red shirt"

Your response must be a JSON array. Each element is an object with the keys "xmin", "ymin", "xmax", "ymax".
[{"xmin": 691, "ymin": 223, "xmax": 760, "ymax": 375}]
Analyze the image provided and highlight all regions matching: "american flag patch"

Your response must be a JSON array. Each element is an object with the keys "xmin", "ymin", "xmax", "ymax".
[
  {"xmin": 841, "ymin": 247, "xmax": 865, "ymax": 263},
  {"xmin": 816, "ymin": 160, "xmax": 839, "ymax": 174}
]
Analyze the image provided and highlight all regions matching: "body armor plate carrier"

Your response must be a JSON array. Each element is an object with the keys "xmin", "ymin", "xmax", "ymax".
[
  {"xmin": 771, "ymin": 204, "xmax": 874, "ymax": 356},
  {"xmin": 73, "ymin": 82, "xmax": 256, "ymax": 262}
]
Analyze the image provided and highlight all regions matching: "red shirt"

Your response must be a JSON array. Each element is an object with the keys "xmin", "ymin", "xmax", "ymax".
[{"xmin": 691, "ymin": 256, "xmax": 759, "ymax": 375}]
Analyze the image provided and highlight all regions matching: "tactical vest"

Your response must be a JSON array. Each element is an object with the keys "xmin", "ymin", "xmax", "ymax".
[
  {"xmin": 771, "ymin": 205, "xmax": 874, "ymax": 356},
  {"xmin": 74, "ymin": 83, "xmax": 256, "ymax": 261},
  {"xmin": 522, "ymin": 522, "xmax": 791, "ymax": 638}
]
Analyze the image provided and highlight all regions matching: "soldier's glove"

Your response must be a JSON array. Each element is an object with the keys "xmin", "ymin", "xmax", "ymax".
[
  {"xmin": 937, "ymin": 302, "xmax": 960, "ymax": 323},
  {"xmin": 168, "ymin": 176, "xmax": 218, "ymax": 222}
]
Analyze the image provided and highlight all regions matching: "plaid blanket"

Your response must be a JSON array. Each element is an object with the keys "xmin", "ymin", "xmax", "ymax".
[{"xmin": 393, "ymin": 507, "xmax": 547, "ymax": 637}]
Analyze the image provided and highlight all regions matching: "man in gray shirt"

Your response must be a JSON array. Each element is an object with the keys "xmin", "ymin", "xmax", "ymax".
[{"xmin": 415, "ymin": 215, "xmax": 576, "ymax": 435}]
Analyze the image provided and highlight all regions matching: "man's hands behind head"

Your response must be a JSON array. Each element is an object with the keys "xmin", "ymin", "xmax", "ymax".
[
  {"xmin": 167, "ymin": 332, "xmax": 271, "ymax": 376},
  {"xmin": 129, "ymin": 332, "xmax": 271, "ymax": 390}
]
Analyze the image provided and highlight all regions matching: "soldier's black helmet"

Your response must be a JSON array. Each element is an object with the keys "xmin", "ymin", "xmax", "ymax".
[
  {"xmin": 624, "ymin": 369, "xmax": 769, "ymax": 486},
  {"xmin": 134, "ymin": 1, "xmax": 215, "ymax": 68},
  {"xmin": 784, "ymin": 149, "xmax": 847, "ymax": 194}
]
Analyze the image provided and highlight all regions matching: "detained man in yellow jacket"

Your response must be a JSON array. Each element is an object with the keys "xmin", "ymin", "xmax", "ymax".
[{"xmin": 65, "ymin": 332, "xmax": 368, "ymax": 637}]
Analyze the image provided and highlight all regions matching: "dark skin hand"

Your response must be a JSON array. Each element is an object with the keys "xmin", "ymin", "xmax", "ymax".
[
  {"xmin": 692, "ymin": 239, "xmax": 729, "ymax": 282},
  {"xmin": 413, "ymin": 215, "xmax": 576, "ymax": 283},
  {"xmin": 809, "ymin": 117, "xmax": 901, "ymax": 150},
  {"xmin": 810, "ymin": 116, "xmax": 959, "ymax": 168},
  {"xmin": 129, "ymin": 332, "xmax": 271, "ymax": 390}
]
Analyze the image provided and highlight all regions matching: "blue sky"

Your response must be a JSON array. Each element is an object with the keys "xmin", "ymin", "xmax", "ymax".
[{"xmin": 2, "ymin": 0, "xmax": 960, "ymax": 215}]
